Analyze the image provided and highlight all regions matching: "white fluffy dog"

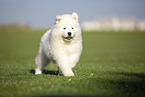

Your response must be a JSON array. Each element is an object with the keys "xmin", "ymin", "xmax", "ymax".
[{"xmin": 35, "ymin": 12, "xmax": 82, "ymax": 76}]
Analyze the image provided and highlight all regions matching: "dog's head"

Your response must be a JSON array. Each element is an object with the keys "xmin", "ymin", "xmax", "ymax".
[{"xmin": 54, "ymin": 12, "xmax": 81, "ymax": 41}]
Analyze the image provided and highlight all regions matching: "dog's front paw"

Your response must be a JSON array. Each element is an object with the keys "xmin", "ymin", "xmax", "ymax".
[
  {"xmin": 35, "ymin": 69, "xmax": 42, "ymax": 75},
  {"xmin": 62, "ymin": 69, "xmax": 74, "ymax": 76}
]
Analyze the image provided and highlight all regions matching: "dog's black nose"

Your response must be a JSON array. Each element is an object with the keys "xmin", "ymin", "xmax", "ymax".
[{"xmin": 68, "ymin": 32, "xmax": 71, "ymax": 36}]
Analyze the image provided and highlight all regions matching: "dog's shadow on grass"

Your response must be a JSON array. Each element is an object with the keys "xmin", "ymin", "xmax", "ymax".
[{"xmin": 30, "ymin": 69, "xmax": 59, "ymax": 75}]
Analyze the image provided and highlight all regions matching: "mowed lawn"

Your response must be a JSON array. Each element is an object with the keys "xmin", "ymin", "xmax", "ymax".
[{"xmin": 0, "ymin": 29, "xmax": 145, "ymax": 97}]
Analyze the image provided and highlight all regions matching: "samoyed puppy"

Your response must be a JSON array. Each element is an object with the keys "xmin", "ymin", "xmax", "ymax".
[{"xmin": 35, "ymin": 12, "xmax": 82, "ymax": 76}]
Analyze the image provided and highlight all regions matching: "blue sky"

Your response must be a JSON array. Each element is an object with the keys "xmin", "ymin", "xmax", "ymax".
[{"xmin": 0, "ymin": 0, "xmax": 145, "ymax": 28}]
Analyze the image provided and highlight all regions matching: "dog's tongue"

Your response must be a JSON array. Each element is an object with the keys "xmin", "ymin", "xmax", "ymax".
[{"xmin": 67, "ymin": 37, "xmax": 71, "ymax": 40}]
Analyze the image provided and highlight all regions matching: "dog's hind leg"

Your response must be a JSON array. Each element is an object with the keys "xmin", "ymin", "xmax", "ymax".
[{"xmin": 35, "ymin": 47, "xmax": 50, "ymax": 75}]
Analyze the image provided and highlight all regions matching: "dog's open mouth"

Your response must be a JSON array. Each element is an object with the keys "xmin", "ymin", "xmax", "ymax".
[{"xmin": 64, "ymin": 36, "xmax": 73, "ymax": 41}]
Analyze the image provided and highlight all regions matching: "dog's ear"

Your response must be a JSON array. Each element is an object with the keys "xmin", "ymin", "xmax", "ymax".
[
  {"xmin": 55, "ymin": 15, "xmax": 62, "ymax": 24},
  {"xmin": 72, "ymin": 12, "xmax": 79, "ymax": 22}
]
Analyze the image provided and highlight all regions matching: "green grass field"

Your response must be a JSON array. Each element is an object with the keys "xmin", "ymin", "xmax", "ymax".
[{"xmin": 0, "ymin": 28, "xmax": 145, "ymax": 97}]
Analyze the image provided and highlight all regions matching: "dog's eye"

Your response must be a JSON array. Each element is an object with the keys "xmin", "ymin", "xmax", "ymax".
[
  {"xmin": 63, "ymin": 27, "xmax": 66, "ymax": 30},
  {"xmin": 71, "ymin": 27, "xmax": 74, "ymax": 29}
]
